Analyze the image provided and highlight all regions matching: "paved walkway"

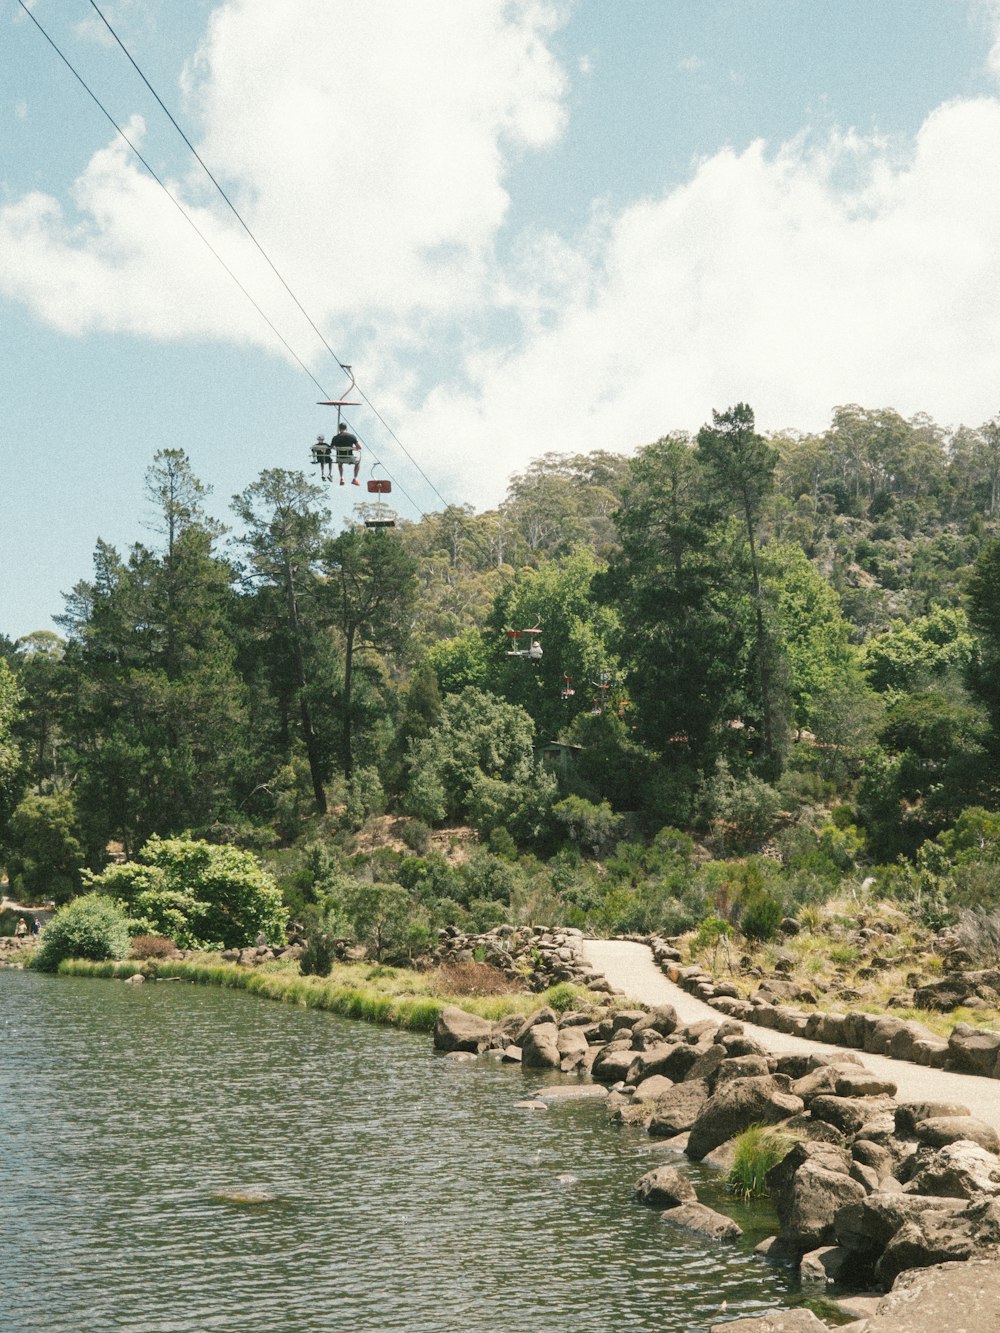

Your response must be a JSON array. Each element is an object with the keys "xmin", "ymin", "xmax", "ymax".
[{"xmin": 582, "ymin": 939, "xmax": 1000, "ymax": 1133}]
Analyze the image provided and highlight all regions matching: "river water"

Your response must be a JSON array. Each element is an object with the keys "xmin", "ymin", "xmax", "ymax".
[{"xmin": 0, "ymin": 971, "xmax": 820, "ymax": 1332}]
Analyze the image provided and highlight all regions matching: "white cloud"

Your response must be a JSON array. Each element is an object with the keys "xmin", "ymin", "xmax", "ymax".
[
  {"xmin": 678, "ymin": 55, "xmax": 702, "ymax": 72},
  {"xmin": 399, "ymin": 97, "xmax": 1000, "ymax": 504},
  {"xmin": 7, "ymin": 1, "xmax": 1000, "ymax": 515},
  {"xmin": 0, "ymin": 0, "xmax": 569, "ymax": 348}
]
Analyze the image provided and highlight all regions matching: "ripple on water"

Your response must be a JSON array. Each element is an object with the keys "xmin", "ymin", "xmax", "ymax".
[{"xmin": 0, "ymin": 972, "xmax": 807, "ymax": 1332}]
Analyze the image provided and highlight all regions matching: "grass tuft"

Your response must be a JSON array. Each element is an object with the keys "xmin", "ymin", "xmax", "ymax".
[{"xmin": 726, "ymin": 1124, "xmax": 799, "ymax": 1201}]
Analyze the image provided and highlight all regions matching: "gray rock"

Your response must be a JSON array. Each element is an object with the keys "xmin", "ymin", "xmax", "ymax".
[
  {"xmin": 686, "ymin": 1075, "xmax": 804, "ymax": 1161},
  {"xmin": 835, "ymin": 1070, "xmax": 897, "ymax": 1098},
  {"xmin": 633, "ymin": 1074, "xmax": 674, "ymax": 1102},
  {"xmin": 875, "ymin": 1209, "xmax": 980, "ymax": 1288},
  {"xmin": 766, "ymin": 1141, "xmax": 866, "ymax": 1252},
  {"xmin": 591, "ymin": 1044, "xmax": 640, "ymax": 1084},
  {"xmin": 834, "ymin": 1191, "xmax": 969, "ymax": 1257},
  {"xmin": 659, "ymin": 1200, "xmax": 742, "ymax": 1241},
  {"xmin": 810, "ymin": 1094, "xmax": 897, "ymax": 1138},
  {"xmin": 648, "ymin": 1079, "xmax": 712, "ymax": 1138},
  {"xmin": 634, "ymin": 1164, "xmax": 697, "ymax": 1209},
  {"xmin": 903, "ymin": 1140, "xmax": 1000, "ymax": 1199},
  {"xmin": 864, "ymin": 1258, "xmax": 1000, "ymax": 1333},
  {"xmin": 895, "ymin": 1101, "xmax": 971, "ymax": 1137},
  {"xmin": 914, "ymin": 1116, "xmax": 1000, "ymax": 1154},
  {"xmin": 716, "ymin": 1054, "xmax": 771, "ymax": 1085},
  {"xmin": 709, "ymin": 1312, "xmax": 828, "ymax": 1332},
  {"xmin": 947, "ymin": 1023, "xmax": 1000, "ymax": 1076},
  {"xmin": 555, "ymin": 1024, "xmax": 590, "ymax": 1070},
  {"xmin": 433, "ymin": 1006, "xmax": 493, "ymax": 1053},
  {"xmin": 521, "ymin": 1021, "xmax": 562, "ymax": 1069}
]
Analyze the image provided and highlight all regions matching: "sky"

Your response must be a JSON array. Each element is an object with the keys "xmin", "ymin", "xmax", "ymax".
[{"xmin": 4, "ymin": 0, "xmax": 1000, "ymax": 638}]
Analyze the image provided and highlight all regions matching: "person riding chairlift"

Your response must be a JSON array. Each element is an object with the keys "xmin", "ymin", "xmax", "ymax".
[{"xmin": 334, "ymin": 422, "xmax": 361, "ymax": 486}]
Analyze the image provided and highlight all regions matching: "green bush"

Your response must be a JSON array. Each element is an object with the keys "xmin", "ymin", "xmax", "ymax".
[
  {"xmin": 300, "ymin": 929, "xmax": 338, "ymax": 977},
  {"xmin": 739, "ymin": 889, "xmax": 785, "ymax": 941},
  {"xmin": 32, "ymin": 893, "xmax": 131, "ymax": 972},
  {"xmin": 86, "ymin": 835, "xmax": 287, "ymax": 950}
]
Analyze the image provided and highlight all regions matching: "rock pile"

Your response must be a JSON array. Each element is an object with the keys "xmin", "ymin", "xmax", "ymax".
[{"xmin": 433, "ymin": 924, "xmax": 608, "ymax": 992}]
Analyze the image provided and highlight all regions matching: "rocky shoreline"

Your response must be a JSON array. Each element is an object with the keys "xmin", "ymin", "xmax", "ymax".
[{"xmin": 433, "ymin": 933, "xmax": 1000, "ymax": 1332}]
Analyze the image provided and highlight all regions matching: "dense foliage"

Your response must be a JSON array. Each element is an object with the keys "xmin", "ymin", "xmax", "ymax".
[{"xmin": 2, "ymin": 403, "xmax": 999, "ymax": 957}]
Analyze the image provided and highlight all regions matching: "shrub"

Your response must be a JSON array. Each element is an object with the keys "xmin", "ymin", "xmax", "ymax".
[
  {"xmin": 739, "ymin": 889, "xmax": 784, "ymax": 942},
  {"xmin": 400, "ymin": 819, "xmax": 431, "ymax": 854},
  {"xmin": 727, "ymin": 1124, "xmax": 798, "ymax": 1201},
  {"xmin": 32, "ymin": 893, "xmax": 131, "ymax": 972},
  {"xmin": 300, "ymin": 929, "xmax": 338, "ymax": 977},
  {"xmin": 129, "ymin": 934, "xmax": 176, "ymax": 960},
  {"xmin": 87, "ymin": 836, "xmax": 287, "ymax": 950}
]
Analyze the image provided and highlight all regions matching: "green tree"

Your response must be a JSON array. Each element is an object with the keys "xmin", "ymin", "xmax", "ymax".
[
  {"xmin": 601, "ymin": 434, "xmax": 746, "ymax": 766},
  {"xmin": 57, "ymin": 455, "xmax": 249, "ymax": 855},
  {"xmin": 321, "ymin": 527, "xmax": 418, "ymax": 778},
  {"xmin": 6, "ymin": 792, "xmax": 85, "ymax": 904},
  {"xmin": 697, "ymin": 403, "xmax": 784, "ymax": 767},
  {"xmin": 487, "ymin": 548, "xmax": 621, "ymax": 741},
  {"xmin": 0, "ymin": 658, "xmax": 23, "ymax": 838},
  {"xmin": 89, "ymin": 835, "xmax": 287, "ymax": 949},
  {"xmin": 232, "ymin": 470, "xmax": 331, "ymax": 813},
  {"xmin": 32, "ymin": 892, "xmax": 132, "ymax": 971},
  {"xmin": 404, "ymin": 687, "xmax": 553, "ymax": 838}
]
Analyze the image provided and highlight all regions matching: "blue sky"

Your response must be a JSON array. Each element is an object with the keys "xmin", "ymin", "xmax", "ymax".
[{"xmin": 3, "ymin": 0, "xmax": 1000, "ymax": 639}]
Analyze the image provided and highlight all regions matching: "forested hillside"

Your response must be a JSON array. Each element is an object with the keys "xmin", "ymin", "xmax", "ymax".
[{"xmin": 2, "ymin": 401, "xmax": 999, "ymax": 960}]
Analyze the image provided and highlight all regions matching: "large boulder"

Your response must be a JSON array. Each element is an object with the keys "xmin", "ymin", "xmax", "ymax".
[
  {"xmin": 634, "ymin": 1164, "xmax": 697, "ymax": 1209},
  {"xmin": 863, "ymin": 1258, "xmax": 1000, "ymax": 1332},
  {"xmin": 766, "ymin": 1141, "xmax": 866, "ymax": 1253},
  {"xmin": 433, "ymin": 1006, "xmax": 493, "ymax": 1053},
  {"xmin": 875, "ymin": 1209, "xmax": 981, "ymax": 1288},
  {"xmin": 895, "ymin": 1101, "xmax": 971, "ymax": 1137},
  {"xmin": 835, "ymin": 1192, "xmax": 969, "ymax": 1260},
  {"xmin": 513, "ymin": 1005, "xmax": 560, "ymax": 1043},
  {"xmin": 809, "ymin": 1094, "xmax": 897, "ymax": 1138},
  {"xmin": 686, "ymin": 1076, "xmax": 804, "ymax": 1161},
  {"xmin": 648, "ymin": 1079, "xmax": 712, "ymax": 1138},
  {"xmin": 709, "ymin": 1311, "xmax": 829, "ymax": 1332},
  {"xmin": 555, "ymin": 1024, "xmax": 590, "ymax": 1072},
  {"xmin": 591, "ymin": 1043, "xmax": 640, "ymax": 1084},
  {"xmin": 521, "ymin": 1021, "xmax": 562, "ymax": 1068}
]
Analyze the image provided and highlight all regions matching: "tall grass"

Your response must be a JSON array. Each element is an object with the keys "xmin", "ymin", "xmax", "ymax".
[
  {"xmin": 726, "ymin": 1124, "xmax": 798, "ymax": 1201},
  {"xmin": 56, "ymin": 958, "xmax": 592, "ymax": 1033}
]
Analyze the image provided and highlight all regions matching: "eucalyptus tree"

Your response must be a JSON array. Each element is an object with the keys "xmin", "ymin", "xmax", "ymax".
[
  {"xmin": 232, "ymin": 469, "xmax": 332, "ymax": 813},
  {"xmin": 696, "ymin": 404, "xmax": 784, "ymax": 769}
]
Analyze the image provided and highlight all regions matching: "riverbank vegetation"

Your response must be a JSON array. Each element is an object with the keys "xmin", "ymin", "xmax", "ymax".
[
  {"xmin": 2, "ymin": 402, "xmax": 999, "ymax": 1027},
  {"xmin": 56, "ymin": 956, "xmax": 590, "ymax": 1032}
]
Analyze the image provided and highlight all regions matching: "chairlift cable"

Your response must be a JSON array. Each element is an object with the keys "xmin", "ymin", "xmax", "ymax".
[
  {"xmin": 85, "ymin": 0, "xmax": 460, "ymax": 519},
  {"xmin": 15, "ymin": 0, "xmax": 425, "ymax": 522}
]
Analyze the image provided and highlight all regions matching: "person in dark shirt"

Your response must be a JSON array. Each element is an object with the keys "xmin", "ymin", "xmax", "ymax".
[{"xmin": 334, "ymin": 422, "xmax": 361, "ymax": 486}]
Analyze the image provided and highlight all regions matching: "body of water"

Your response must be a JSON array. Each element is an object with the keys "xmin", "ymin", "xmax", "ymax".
[{"xmin": 0, "ymin": 970, "xmax": 817, "ymax": 1332}]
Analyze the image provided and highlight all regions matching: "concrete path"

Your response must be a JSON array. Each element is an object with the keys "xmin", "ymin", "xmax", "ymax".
[{"xmin": 582, "ymin": 938, "xmax": 1000, "ymax": 1133}]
